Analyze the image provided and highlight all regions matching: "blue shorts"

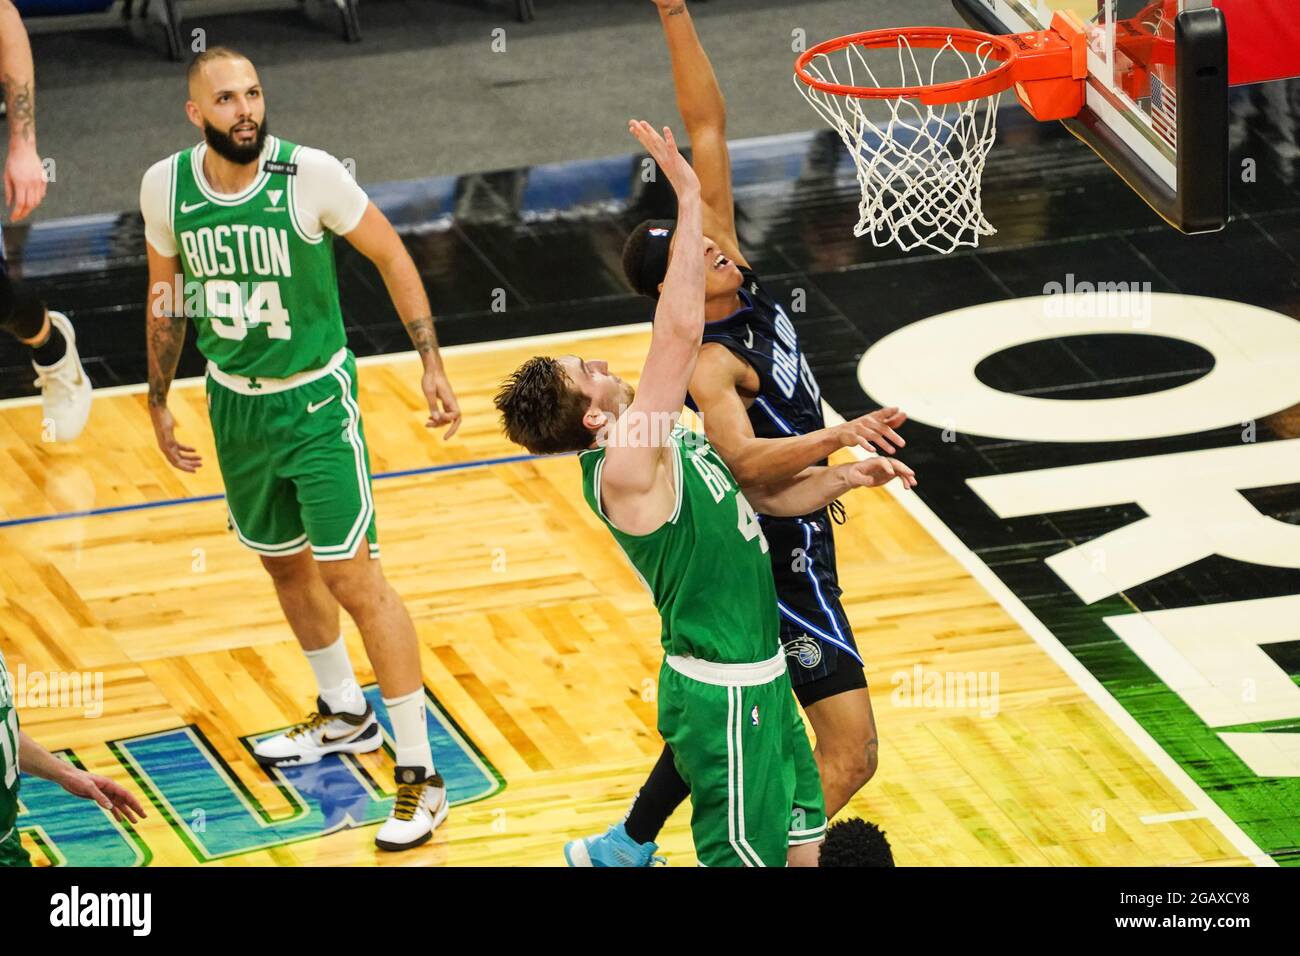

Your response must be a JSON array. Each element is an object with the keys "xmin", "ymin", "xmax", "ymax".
[{"xmin": 760, "ymin": 509, "xmax": 867, "ymax": 706}]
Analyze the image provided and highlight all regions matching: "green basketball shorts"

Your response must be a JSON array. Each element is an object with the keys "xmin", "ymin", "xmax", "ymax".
[
  {"xmin": 0, "ymin": 829, "xmax": 32, "ymax": 867},
  {"xmin": 205, "ymin": 348, "xmax": 380, "ymax": 562},
  {"xmin": 658, "ymin": 651, "xmax": 827, "ymax": 867}
]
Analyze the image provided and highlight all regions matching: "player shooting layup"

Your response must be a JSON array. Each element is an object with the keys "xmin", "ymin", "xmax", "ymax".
[
  {"xmin": 495, "ymin": 120, "xmax": 913, "ymax": 866},
  {"xmin": 140, "ymin": 48, "xmax": 460, "ymax": 851},
  {"xmin": 566, "ymin": 0, "xmax": 912, "ymax": 865}
]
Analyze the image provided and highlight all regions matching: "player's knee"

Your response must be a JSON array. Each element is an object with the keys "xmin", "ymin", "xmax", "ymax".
[
  {"xmin": 319, "ymin": 562, "xmax": 384, "ymax": 613},
  {"xmin": 843, "ymin": 751, "xmax": 876, "ymax": 792},
  {"xmin": 860, "ymin": 737, "xmax": 880, "ymax": 786},
  {"xmin": 827, "ymin": 737, "xmax": 878, "ymax": 792},
  {"xmin": 259, "ymin": 552, "xmax": 311, "ymax": 585}
]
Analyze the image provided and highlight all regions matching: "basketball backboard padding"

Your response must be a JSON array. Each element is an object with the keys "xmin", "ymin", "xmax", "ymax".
[
  {"xmin": 1214, "ymin": 0, "xmax": 1300, "ymax": 85},
  {"xmin": 952, "ymin": 0, "xmax": 1228, "ymax": 234}
]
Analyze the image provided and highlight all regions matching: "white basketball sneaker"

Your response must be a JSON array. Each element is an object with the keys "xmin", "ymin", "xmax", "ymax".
[
  {"xmin": 375, "ymin": 766, "xmax": 449, "ymax": 851},
  {"xmin": 32, "ymin": 311, "xmax": 92, "ymax": 442},
  {"xmin": 253, "ymin": 697, "xmax": 382, "ymax": 767}
]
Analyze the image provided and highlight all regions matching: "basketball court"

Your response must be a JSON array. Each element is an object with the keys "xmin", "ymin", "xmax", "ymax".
[{"xmin": 1, "ymin": 0, "xmax": 1298, "ymax": 871}]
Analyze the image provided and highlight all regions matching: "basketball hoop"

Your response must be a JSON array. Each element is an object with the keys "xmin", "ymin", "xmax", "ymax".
[{"xmin": 794, "ymin": 13, "xmax": 1088, "ymax": 253}]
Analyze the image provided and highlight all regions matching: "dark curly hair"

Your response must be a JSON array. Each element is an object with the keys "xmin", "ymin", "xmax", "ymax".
[
  {"xmin": 493, "ymin": 356, "xmax": 593, "ymax": 455},
  {"xmin": 818, "ymin": 817, "xmax": 895, "ymax": 867}
]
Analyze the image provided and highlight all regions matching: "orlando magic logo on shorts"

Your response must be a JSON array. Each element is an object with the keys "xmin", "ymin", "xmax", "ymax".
[
  {"xmin": 764, "ymin": 510, "xmax": 862, "ymax": 688},
  {"xmin": 785, "ymin": 634, "xmax": 823, "ymax": 669}
]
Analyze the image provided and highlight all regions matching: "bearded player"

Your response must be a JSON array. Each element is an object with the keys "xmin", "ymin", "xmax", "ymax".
[
  {"xmin": 140, "ymin": 48, "xmax": 460, "ymax": 851},
  {"xmin": 566, "ymin": 0, "xmax": 909, "ymax": 865},
  {"xmin": 495, "ymin": 120, "xmax": 914, "ymax": 866}
]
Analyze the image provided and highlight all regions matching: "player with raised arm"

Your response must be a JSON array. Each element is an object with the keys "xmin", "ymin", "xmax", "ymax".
[
  {"xmin": 494, "ymin": 120, "xmax": 914, "ymax": 867},
  {"xmin": 0, "ymin": 649, "xmax": 146, "ymax": 867},
  {"xmin": 0, "ymin": 0, "xmax": 91, "ymax": 441},
  {"xmin": 566, "ymin": 0, "xmax": 912, "ymax": 866},
  {"xmin": 140, "ymin": 48, "xmax": 461, "ymax": 851}
]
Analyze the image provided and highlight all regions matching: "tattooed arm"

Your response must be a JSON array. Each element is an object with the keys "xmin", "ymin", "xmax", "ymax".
[
  {"xmin": 344, "ymin": 201, "xmax": 462, "ymax": 439},
  {"xmin": 0, "ymin": 0, "xmax": 46, "ymax": 220},
  {"xmin": 146, "ymin": 241, "xmax": 202, "ymax": 472}
]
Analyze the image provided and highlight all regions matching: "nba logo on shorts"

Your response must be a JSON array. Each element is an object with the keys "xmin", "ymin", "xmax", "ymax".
[{"xmin": 750, "ymin": 705, "xmax": 759, "ymax": 726}]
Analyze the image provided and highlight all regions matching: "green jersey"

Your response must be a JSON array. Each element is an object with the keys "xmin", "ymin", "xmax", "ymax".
[
  {"xmin": 580, "ymin": 427, "xmax": 780, "ymax": 665},
  {"xmin": 0, "ymin": 651, "xmax": 19, "ymax": 840},
  {"xmin": 149, "ymin": 136, "xmax": 365, "ymax": 380}
]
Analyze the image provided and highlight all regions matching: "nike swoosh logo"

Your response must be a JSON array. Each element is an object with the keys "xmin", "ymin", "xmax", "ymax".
[
  {"xmin": 320, "ymin": 728, "xmax": 360, "ymax": 745},
  {"xmin": 180, "ymin": 200, "xmax": 209, "ymax": 213},
  {"xmin": 743, "ymin": 325, "xmax": 754, "ymax": 349},
  {"xmin": 307, "ymin": 396, "xmax": 336, "ymax": 414}
]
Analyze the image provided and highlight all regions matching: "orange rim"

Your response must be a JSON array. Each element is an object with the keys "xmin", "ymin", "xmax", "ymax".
[{"xmin": 794, "ymin": 27, "xmax": 1021, "ymax": 104}]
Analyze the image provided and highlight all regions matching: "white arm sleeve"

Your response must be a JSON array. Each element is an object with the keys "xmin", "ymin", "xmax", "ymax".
[
  {"xmin": 292, "ymin": 148, "xmax": 370, "ymax": 237},
  {"xmin": 140, "ymin": 157, "xmax": 179, "ymax": 257}
]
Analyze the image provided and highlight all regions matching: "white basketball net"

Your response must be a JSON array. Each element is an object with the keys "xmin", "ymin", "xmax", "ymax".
[{"xmin": 797, "ymin": 36, "xmax": 1004, "ymax": 254}]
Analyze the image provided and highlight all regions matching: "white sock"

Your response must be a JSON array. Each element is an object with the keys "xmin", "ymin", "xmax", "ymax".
[
  {"xmin": 384, "ymin": 688, "xmax": 435, "ymax": 776},
  {"xmin": 305, "ymin": 636, "xmax": 365, "ymax": 716}
]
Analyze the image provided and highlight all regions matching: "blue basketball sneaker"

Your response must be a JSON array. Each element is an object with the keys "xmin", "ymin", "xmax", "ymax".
[{"xmin": 564, "ymin": 823, "xmax": 665, "ymax": 867}]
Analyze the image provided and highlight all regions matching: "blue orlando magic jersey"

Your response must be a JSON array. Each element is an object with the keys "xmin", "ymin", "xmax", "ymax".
[
  {"xmin": 685, "ymin": 267, "xmax": 863, "ymax": 683},
  {"xmin": 686, "ymin": 266, "xmax": 826, "ymax": 462}
]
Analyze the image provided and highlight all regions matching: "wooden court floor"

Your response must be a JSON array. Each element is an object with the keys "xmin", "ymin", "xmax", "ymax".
[{"xmin": 0, "ymin": 328, "xmax": 1251, "ymax": 866}]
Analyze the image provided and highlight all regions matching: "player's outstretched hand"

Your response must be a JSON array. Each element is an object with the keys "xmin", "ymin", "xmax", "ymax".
[
  {"xmin": 5, "ymin": 144, "xmax": 47, "ymax": 222},
  {"xmin": 840, "ymin": 456, "xmax": 917, "ymax": 490},
  {"xmin": 834, "ymin": 406, "xmax": 907, "ymax": 455},
  {"xmin": 422, "ymin": 363, "xmax": 462, "ymax": 440},
  {"xmin": 149, "ymin": 405, "xmax": 202, "ymax": 472},
  {"xmin": 60, "ymin": 768, "xmax": 147, "ymax": 824},
  {"xmin": 628, "ymin": 119, "xmax": 699, "ymax": 200}
]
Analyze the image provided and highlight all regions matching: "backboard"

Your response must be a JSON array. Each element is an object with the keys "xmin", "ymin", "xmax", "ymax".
[{"xmin": 953, "ymin": 0, "xmax": 1229, "ymax": 233}]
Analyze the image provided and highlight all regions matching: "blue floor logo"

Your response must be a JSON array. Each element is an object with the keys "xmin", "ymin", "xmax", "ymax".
[{"xmin": 16, "ymin": 685, "xmax": 502, "ymax": 866}]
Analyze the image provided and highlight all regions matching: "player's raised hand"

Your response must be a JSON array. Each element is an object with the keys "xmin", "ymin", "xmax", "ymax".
[
  {"xmin": 422, "ymin": 363, "xmax": 462, "ymax": 440},
  {"xmin": 840, "ymin": 456, "xmax": 917, "ymax": 490},
  {"xmin": 5, "ymin": 143, "xmax": 47, "ymax": 222},
  {"xmin": 628, "ymin": 120, "xmax": 699, "ymax": 199},
  {"xmin": 149, "ymin": 405, "xmax": 202, "ymax": 472},
  {"xmin": 60, "ymin": 768, "xmax": 147, "ymax": 824},
  {"xmin": 834, "ymin": 407, "xmax": 907, "ymax": 455}
]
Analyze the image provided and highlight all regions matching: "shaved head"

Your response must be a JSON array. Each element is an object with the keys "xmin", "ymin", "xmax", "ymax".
[{"xmin": 187, "ymin": 47, "xmax": 253, "ymax": 99}]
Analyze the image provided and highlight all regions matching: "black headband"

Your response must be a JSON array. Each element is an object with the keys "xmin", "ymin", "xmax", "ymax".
[{"xmin": 635, "ymin": 219, "xmax": 676, "ymax": 298}]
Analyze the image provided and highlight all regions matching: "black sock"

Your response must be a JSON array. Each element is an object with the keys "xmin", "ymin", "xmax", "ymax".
[
  {"xmin": 31, "ymin": 319, "xmax": 67, "ymax": 367},
  {"xmin": 624, "ymin": 745, "xmax": 689, "ymax": 845}
]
